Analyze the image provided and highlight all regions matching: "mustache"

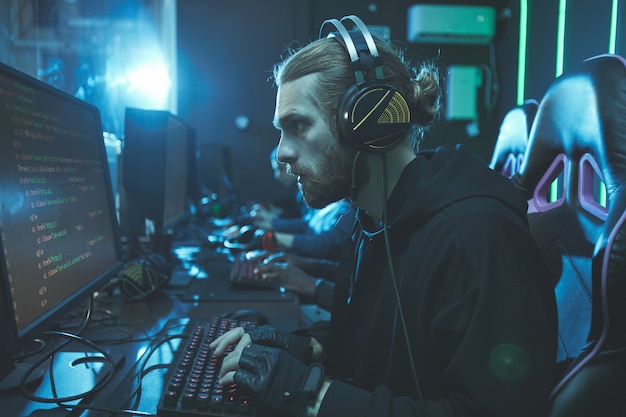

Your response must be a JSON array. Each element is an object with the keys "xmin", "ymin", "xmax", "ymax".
[{"xmin": 286, "ymin": 164, "xmax": 309, "ymax": 178}]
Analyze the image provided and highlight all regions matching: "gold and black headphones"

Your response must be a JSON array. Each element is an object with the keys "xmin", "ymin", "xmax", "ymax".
[{"xmin": 319, "ymin": 15, "xmax": 412, "ymax": 152}]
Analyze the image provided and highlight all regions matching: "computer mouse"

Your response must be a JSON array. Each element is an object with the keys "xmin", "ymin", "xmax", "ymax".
[
  {"xmin": 234, "ymin": 225, "xmax": 257, "ymax": 244},
  {"xmin": 224, "ymin": 309, "xmax": 269, "ymax": 326},
  {"xmin": 223, "ymin": 225, "xmax": 259, "ymax": 249}
]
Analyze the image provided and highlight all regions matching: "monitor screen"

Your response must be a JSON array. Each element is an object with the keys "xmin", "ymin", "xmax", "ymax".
[
  {"xmin": 122, "ymin": 108, "xmax": 192, "ymax": 236},
  {"xmin": 0, "ymin": 62, "xmax": 124, "ymax": 383}
]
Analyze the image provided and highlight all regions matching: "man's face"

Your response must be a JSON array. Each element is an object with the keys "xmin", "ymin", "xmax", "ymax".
[{"xmin": 273, "ymin": 73, "xmax": 353, "ymax": 209}]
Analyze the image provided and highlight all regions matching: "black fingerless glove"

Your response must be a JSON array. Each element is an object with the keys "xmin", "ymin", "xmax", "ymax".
[
  {"xmin": 247, "ymin": 325, "xmax": 313, "ymax": 363},
  {"xmin": 235, "ymin": 344, "xmax": 324, "ymax": 415}
]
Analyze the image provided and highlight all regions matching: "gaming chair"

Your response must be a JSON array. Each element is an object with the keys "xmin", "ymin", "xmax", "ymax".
[{"xmin": 512, "ymin": 54, "xmax": 626, "ymax": 417}]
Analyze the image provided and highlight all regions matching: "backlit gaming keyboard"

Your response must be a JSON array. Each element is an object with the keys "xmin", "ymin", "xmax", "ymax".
[
  {"xmin": 157, "ymin": 316, "xmax": 258, "ymax": 417},
  {"xmin": 229, "ymin": 252, "xmax": 277, "ymax": 290}
]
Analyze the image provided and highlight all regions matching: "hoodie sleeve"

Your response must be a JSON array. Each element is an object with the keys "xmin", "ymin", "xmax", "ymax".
[
  {"xmin": 271, "ymin": 216, "xmax": 311, "ymax": 234},
  {"xmin": 287, "ymin": 202, "xmax": 356, "ymax": 260}
]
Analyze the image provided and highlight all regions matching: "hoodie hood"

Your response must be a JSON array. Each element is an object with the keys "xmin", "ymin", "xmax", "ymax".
[{"xmin": 386, "ymin": 144, "xmax": 529, "ymax": 230}]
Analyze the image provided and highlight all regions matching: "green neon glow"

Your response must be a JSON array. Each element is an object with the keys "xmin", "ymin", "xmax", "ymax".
[
  {"xmin": 517, "ymin": 0, "xmax": 528, "ymax": 105},
  {"xmin": 550, "ymin": 178, "xmax": 559, "ymax": 203},
  {"xmin": 609, "ymin": 0, "xmax": 619, "ymax": 53},
  {"xmin": 600, "ymin": 181, "xmax": 607, "ymax": 207},
  {"xmin": 556, "ymin": 0, "xmax": 567, "ymax": 77}
]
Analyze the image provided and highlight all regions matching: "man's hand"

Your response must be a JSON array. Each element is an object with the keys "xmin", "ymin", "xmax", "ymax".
[
  {"xmin": 247, "ymin": 325, "xmax": 313, "ymax": 363},
  {"xmin": 209, "ymin": 326, "xmax": 251, "ymax": 358},
  {"xmin": 235, "ymin": 344, "xmax": 325, "ymax": 415}
]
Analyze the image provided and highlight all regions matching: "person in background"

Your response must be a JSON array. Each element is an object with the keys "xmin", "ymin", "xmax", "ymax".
[
  {"xmin": 211, "ymin": 15, "xmax": 557, "ymax": 417},
  {"xmin": 243, "ymin": 146, "xmax": 357, "ymax": 261},
  {"xmin": 253, "ymin": 147, "xmax": 347, "ymax": 322},
  {"xmin": 254, "ymin": 145, "xmax": 309, "ymax": 220},
  {"xmin": 227, "ymin": 146, "xmax": 351, "ymax": 322},
  {"xmin": 253, "ymin": 250, "xmax": 338, "ymax": 322},
  {"xmin": 255, "ymin": 197, "xmax": 354, "ymax": 260}
]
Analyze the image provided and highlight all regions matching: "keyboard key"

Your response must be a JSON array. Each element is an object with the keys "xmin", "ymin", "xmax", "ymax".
[
  {"xmin": 237, "ymin": 395, "xmax": 252, "ymax": 414},
  {"xmin": 209, "ymin": 394, "xmax": 223, "ymax": 410}
]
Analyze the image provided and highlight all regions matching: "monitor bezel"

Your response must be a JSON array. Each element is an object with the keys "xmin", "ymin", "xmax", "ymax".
[{"xmin": 0, "ymin": 61, "xmax": 125, "ymax": 369}]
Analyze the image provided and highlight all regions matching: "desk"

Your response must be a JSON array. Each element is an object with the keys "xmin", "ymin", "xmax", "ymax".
[{"xmin": 2, "ymin": 246, "xmax": 303, "ymax": 417}]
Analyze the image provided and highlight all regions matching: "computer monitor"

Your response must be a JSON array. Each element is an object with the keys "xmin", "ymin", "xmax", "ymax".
[
  {"xmin": 0, "ymin": 61, "xmax": 124, "ymax": 388},
  {"xmin": 122, "ymin": 108, "xmax": 193, "ymax": 237}
]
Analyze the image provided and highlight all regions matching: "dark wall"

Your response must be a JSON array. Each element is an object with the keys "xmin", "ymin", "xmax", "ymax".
[
  {"xmin": 176, "ymin": 0, "xmax": 625, "ymax": 206},
  {"xmin": 524, "ymin": 0, "xmax": 625, "ymax": 104},
  {"xmin": 177, "ymin": 0, "xmax": 312, "ymax": 206}
]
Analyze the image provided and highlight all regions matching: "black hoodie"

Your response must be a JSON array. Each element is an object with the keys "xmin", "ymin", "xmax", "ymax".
[{"xmin": 311, "ymin": 144, "xmax": 557, "ymax": 417}]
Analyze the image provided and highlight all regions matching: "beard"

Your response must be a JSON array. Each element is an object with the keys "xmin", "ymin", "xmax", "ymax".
[{"xmin": 295, "ymin": 140, "xmax": 359, "ymax": 209}]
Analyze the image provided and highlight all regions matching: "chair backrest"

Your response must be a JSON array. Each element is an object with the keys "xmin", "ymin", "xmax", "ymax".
[
  {"xmin": 489, "ymin": 99, "xmax": 539, "ymax": 177},
  {"xmin": 512, "ymin": 54, "xmax": 626, "ymax": 417}
]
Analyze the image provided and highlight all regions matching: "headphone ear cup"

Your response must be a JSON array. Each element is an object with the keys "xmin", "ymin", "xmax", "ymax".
[
  {"xmin": 337, "ymin": 82, "xmax": 412, "ymax": 152},
  {"xmin": 119, "ymin": 260, "xmax": 157, "ymax": 297},
  {"xmin": 119, "ymin": 253, "xmax": 172, "ymax": 297}
]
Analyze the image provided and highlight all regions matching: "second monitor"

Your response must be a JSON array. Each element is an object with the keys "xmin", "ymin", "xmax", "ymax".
[{"xmin": 122, "ymin": 108, "xmax": 195, "ymax": 237}]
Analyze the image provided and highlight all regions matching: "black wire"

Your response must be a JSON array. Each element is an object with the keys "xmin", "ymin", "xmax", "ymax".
[
  {"xmin": 62, "ymin": 306, "xmax": 116, "ymax": 330},
  {"xmin": 19, "ymin": 331, "xmax": 116, "ymax": 403},
  {"xmin": 60, "ymin": 333, "xmax": 186, "ymax": 417},
  {"xmin": 350, "ymin": 150, "xmax": 363, "ymax": 202},
  {"xmin": 116, "ymin": 333, "xmax": 187, "ymax": 410},
  {"xmin": 10, "ymin": 338, "xmax": 46, "ymax": 361},
  {"xmin": 84, "ymin": 314, "xmax": 151, "ymax": 345},
  {"xmin": 54, "ymin": 403, "xmax": 157, "ymax": 416},
  {"xmin": 94, "ymin": 284, "xmax": 156, "ymax": 324},
  {"xmin": 75, "ymin": 292, "xmax": 95, "ymax": 336},
  {"xmin": 23, "ymin": 323, "xmax": 186, "ymax": 416},
  {"xmin": 92, "ymin": 308, "xmax": 117, "ymax": 324},
  {"xmin": 48, "ymin": 339, "xmax": 60, "ymax": 406},
  {"xmin": 380, "ymin": 153, "xmax": 429, "ymax": 417},
  {"xmin": 57, "ymin": 363, "xmax": 175, "ymax": 417},
  {"xmin": 17, "ymin": 292, "xmax": 98, "ymax": 403}
]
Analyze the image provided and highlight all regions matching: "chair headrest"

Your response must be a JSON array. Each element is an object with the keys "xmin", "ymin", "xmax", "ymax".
[
  {"xmin": 513, "ymin": 54, "xmax": 626, "ymax": 247},
  {"xmin": 489, "ymin": 99, "xmax": 539, "ymax": 176}
]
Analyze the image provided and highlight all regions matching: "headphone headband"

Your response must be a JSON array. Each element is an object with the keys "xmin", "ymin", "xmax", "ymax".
[{"xmin": 319, "ymin": 15, "xmax": 384, "ymax": 84}]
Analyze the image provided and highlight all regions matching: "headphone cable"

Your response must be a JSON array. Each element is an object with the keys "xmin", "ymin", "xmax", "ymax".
[
  {"xmin": 380, "ymin": 153, "xmax": 429, "ymax": 417},
  {"xmin": 350, "ymin": 150, "xmax": 363, "ymax": 202}
]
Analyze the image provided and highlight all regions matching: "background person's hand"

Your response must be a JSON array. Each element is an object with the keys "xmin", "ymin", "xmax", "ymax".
[
  {"xmin": 250, "ymin": 206, "xmax": 276, "ymax": 230},
  {"xmin": 254, "ymin": 261, "xmax": 317, "ymax": 297},
  {"xmin": 262, "ymin": 251, "xmax": 308, "ymax": 268}
]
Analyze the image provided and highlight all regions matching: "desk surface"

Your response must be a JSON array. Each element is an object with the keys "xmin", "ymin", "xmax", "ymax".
[{"xmin": 3, "ymin": 246, "xmax": 303, "ymax": 417}]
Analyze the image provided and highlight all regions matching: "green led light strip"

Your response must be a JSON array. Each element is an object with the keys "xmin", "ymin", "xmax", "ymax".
[
  {"xmin": 603, "ymin": 0, "xmax": 617, "ymax": 203},
  {"xmin": 556, "ymin": 0, "xmax": 567, "ymax": 77},
  {"xmin": 550, "ymin": 178, "xmax": 559, "ymax": 204},
  {"xmin": 609, "ymin": 0, "xmax": 619, "ymax": 53},
  {"xmin": 517, "ymin": 0, "xmax": 529, "ymax": 105},
  {"xmin": 600, "ymin": 181, "xmax": 607, "ymax": 208}
]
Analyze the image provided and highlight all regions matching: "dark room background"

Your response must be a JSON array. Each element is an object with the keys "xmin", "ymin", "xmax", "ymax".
[
  {"xmin": 1, "ymin": 0, "xmax": 625, "ymax": 209},
  {"xmin": 175, "ymin": 0, "xmax": 625, "ymax": 206}
]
